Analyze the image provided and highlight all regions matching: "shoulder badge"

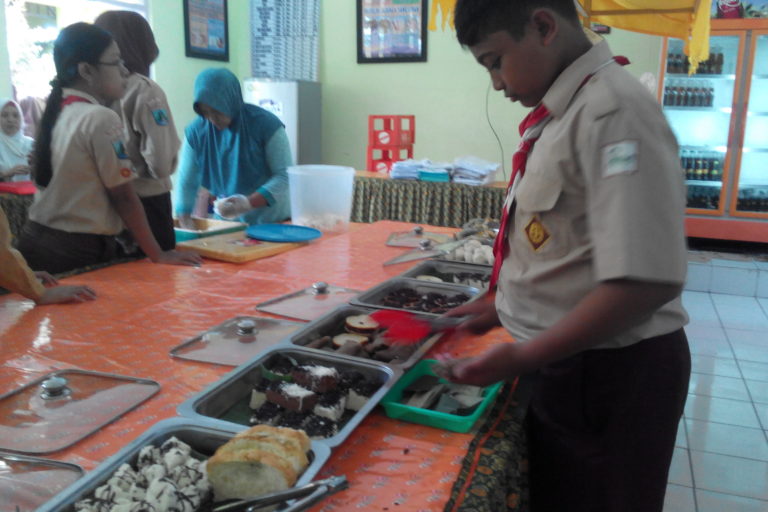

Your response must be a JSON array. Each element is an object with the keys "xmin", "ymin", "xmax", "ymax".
[
  {"xmin": 602, "ymin": 140, "xmax": 638, "ymax": 177},
  {"xmin": 152, "ymin": 108, "xmax": 169, "ymax": 126},
  {"xmin": 524, "ymin": 215, "xmax": 550, "ymax": 251},
  {"xmin": 112, "ymin": 140, "xmax": 129, "ymax": 160}
]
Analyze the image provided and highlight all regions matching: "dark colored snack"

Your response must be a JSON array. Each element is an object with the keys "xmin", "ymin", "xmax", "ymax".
[
  {"xmin": 249, "ymin": 401, "xmax": 283, "ymax": 425},
  {"xmin": 303, "ymin": 414, "xmax": 338, "ymax": 439}
]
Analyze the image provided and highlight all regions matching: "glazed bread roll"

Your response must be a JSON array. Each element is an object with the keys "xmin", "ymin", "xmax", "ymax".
[{"xmin": 207, "ymin": 425, "xmax": 311, "ymax": 501}]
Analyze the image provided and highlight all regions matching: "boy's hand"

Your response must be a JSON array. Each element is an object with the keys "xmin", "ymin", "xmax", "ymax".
[
  {"xmin": 155, "ymin": 249, "xmax": 203, "ymax": 267},
  {"xmin": 444, "ymin": 343, "xmax": 532, "ymax": 387},
  {"xmin": 34, "ymin": 271, "xmax": 58, "ymax": 286},
  {"xmin": 37, "ymin": 285, "xmax": 97, "ymax": 305},
  {"xmin": 444, "ymin": 294, "xmax": 501, "ymax": 335},
  {"xmin": 213, "ymin": 194, "xmax": 251, "ymax": 219}
]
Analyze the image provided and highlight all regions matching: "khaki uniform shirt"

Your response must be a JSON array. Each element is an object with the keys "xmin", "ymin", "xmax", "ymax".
[
  {"xmin": 29, "ymin": 89, "xmax": 135, "ymax": 234},
  {"xmin": 0, "ymin": 207, "xmax": 44, "ymax": 301},
  {"xmin": 114, "ymin": 73, "xmax": 180, "ymax": 198},
  {"xmin": 495, "ymin": 41, "xmax": 689, "ymax": 349}
]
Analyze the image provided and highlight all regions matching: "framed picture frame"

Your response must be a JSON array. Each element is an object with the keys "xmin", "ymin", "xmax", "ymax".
[
  {"xmin": 183, "ymin": 0, "xmax": 229, "ymax": 61},
  {"xmin": 357, "ymin": 0, "xmax": 428, "ymax": 64}
]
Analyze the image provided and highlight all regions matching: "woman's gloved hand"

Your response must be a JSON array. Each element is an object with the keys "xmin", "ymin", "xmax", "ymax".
[{"xmin": 213, "ymin": 194, "xmax": 251, "ymax": 219}]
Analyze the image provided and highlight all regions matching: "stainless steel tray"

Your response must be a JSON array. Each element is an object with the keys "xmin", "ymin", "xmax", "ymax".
[
  {"xmin": 350, "ymin": 277, "xmax": 481, "ymax": 317},
  {"xmin": 37, "ymin": 417, "xmax": 331, "ymax": 512},
  {"xmin": 170, "ymin": 315, "xmax": 303, "ymax": 366},
  {"xmin": 399, "ymin": 260, "xmax": 491, "ymax": 290},
  {"xmin": 287, "ymin": 304, "xmax": 442, "ymax": 370},
  {"xmin": 1, "ymin": 451, "xmax": 84, "ymax": 512},
  {"xmin": 0, "ymin": 369, "xmax": 160, "ymax": 454},
  {"xmin": 177, "ymin": 345, "xmax": 400, "ymax": 448}
]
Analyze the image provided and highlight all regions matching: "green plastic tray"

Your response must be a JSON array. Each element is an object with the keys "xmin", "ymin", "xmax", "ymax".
[{"xmin": 380, "ymin": 359, "xmax": 502, "ymax": 433}]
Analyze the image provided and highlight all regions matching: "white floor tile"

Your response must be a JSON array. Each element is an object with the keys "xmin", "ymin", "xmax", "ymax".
[
  {"xmin": 710, "ymin": 267, "xmax": 758, "ymax": 296},
  {"xmin": 684, "ymin": 394, "xmax": 761, "ymax": 428},
  {"xmin": 732, "ymin": 343, "xmax": 768, "ymax": 365},
  {"xmin": 685, "ymin": 262, "xmax": 712, "ymax": 293},
  {"xmin": 676, "ymin": 419, "xmax": 688, "ymax": 448},
  {"xmin": 687, "ymin": 338, "xmax": 735, "ymax": 359},
  {"xmin": 690, "ymin": 450, "xmax": 768, "ymax": 500},
  {"xmin": 758, "ymin": 271, "xmax": 768, "ymax": 299},
  {"xmin": 668, "ymin": 447, "xmax": 693, "ymax": 487},
  {"xmin": 746, "ymin": 380, "xmax": 768, "ymax": 404},
  {"xmin": 756, "ymin": 402, "xmax": 768, "ymax": 431},
  {"xmin": 663, "ymin": 484, "xmax": 696, "ymax": 512},
  {"xmin": 690, "ymin": 354, "xmax": 740, "ymax": 378},
  {"xmin": 689, "ymin": 373, "xmax": 750, "ymax": 401},
  {"xmin": 696, "ymin": 489, "xmax": 768, "ymax": 512},
  {"xmin": 739, "ymin": 360, "xmax": 768, "ymax": 382},
  {"xmin": 685, "ymin": 419, "xmax": 768, "ymax": 461},
  {"xmin": 686, "ymin": 323, "xmax": 728, "ymax": 343},
  {"xmin": 726, "ymin": 328, "xmax": 768, "ymax": 347},
  {"xmin": 712, "ymin": 294, "xmax": 768, "ymax": 331}
]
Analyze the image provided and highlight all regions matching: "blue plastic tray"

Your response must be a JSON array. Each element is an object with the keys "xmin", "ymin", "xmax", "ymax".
[{"xmin": 246, "ymin": 224, "xmax": 322, "ymax": 243}]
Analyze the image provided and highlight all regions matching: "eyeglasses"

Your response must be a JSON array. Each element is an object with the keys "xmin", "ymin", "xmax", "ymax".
[{"xmin": 98, "ymin": 59, "xmax": 126, "ymax": 68}]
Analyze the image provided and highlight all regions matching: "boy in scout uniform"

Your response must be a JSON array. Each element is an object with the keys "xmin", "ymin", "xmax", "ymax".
[{"xmin": 444, "ymin": 1, "xmax": 690, "ymax": 511}]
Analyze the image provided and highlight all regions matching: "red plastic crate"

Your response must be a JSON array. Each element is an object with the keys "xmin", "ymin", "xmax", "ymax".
[
  {"xmin": 368, "ymin": 115, "xmax": 415, "ymax": 148},
  {"xmin": 366, "ymin": 146, "xmax": 413, "ymax": 173}
]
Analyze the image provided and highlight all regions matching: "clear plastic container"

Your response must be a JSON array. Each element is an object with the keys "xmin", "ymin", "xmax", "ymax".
[{"xmin": 287, "ymin": 165, "xmax": 355, "ymax": 234}]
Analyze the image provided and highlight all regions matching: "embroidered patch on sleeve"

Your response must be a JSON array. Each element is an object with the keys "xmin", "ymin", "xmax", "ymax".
[
  {"xmin": 602, "ymin": 140, "xmax": 638, "ymax": 177},
  {"xmin": 112, "ymin": 140, "xmax": 129, "ymax": 160},
  {"xmin": 152, "ymin": 108, "xmax": 169, "ymax": 126},
  {"xmin": 524, "ymin": 216, "xmax": 550, "ymax": 251},
  {"xmin": 120, "ymin": 167, "xmax": 133, "ymax": 178}
]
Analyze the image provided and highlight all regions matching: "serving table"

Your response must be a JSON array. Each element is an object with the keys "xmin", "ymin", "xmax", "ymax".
[{"xmin": 0, "ymin": 220, "xmax": 527, "ymax": 511}]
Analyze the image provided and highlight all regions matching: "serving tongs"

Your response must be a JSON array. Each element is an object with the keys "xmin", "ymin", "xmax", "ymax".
[{"xmin": 212, "ymin": 475, "xmax": 349, "ymax": 512}]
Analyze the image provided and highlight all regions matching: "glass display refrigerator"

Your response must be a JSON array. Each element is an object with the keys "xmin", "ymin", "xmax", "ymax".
[{"xmin": 659, "ymin": 18, "xmax": 768, "ymax": 243}]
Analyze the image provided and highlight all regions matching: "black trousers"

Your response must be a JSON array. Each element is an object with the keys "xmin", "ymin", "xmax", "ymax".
[
  {"xmin": 526, "ymin": 329, "xmax": 691, "ymax": 512},
  {"xmin": 16, "ymin": 220, "xmax": 118, "ymax": 274},
  {"xmin": 140, "ymin": 192, "xmax": 175, "ymax": 252}
]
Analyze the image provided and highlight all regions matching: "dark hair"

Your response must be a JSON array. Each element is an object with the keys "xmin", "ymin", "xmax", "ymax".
[
  {"xmin": 455, "ymin": 0, "xmax": 580, "ymax": 47},
  {"xmin": 33, "ymin": 22, "xmax": 113, "ymax": 188},
  {"xmin": 94, "ymin": 10, "xmax": 158, "ymax": 76}
]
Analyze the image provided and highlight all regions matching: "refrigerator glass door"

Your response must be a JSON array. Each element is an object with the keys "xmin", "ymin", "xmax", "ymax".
[
  {"xmin": 736, "ymin": 33, "xmax": 768, "ymax": 214},
  {"xmin": 663, "ymin": 35, "xmax": 741, "ymax": 212}
]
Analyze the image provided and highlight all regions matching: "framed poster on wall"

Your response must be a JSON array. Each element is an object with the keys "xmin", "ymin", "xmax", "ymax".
[
  {"xmin": 183, "ymin": 0, "xmax": 229, "ymax": 61},
  {"xmin": 357, "ymin": 0, "xmax": 428, "ymax": 63}
]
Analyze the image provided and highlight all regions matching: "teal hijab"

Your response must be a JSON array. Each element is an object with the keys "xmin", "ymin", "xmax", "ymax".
[{"xmin": 185, "ymin": 68, "xmax": 288, "ymax": 223}]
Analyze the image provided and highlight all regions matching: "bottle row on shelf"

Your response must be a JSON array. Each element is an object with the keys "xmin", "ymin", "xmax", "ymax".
[
  {"xmin": 680, "ymin": 150, "xmax": 723, "ymax": 181},
  {"xmin": 737, "ymin": 188, "xmax": 768, "ymax": 212},
  {"xmin": 686, "ymin": 186, "xmax": 720, "ymax": 210},
  {"xmin": 666, "ymin": 49, "xmax": 725, "ymax": 75},
  {"xmin": 663, "ymin": 80, "xmax": 715, "ymax": 107}
]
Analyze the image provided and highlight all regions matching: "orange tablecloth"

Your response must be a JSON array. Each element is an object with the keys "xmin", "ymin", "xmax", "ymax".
[{"xmin": 0, "ymin": 221, "xmax": 519, "ymax": 511}]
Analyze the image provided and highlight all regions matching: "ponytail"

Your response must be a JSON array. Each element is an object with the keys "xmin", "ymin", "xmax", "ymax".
[
  {"xmin": 33, "ymin": 81, "xmax": 64, "ymax": 188},
  {"xmin": 32, "ymin": 22, "xmax": 113, "ymax": 188}
]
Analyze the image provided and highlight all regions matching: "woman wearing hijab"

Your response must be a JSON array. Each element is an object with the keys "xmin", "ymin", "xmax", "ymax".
[
  {"xmin": 0, "ymin": 98, "xmax": 34, "ymax": 181},
  {"xmin": 174, "ymin": 68, "xmax": 292, "ymax": 228},
  {"xmin": 94, "ymin": 10, "xmax": 181, "ymax": 251}
]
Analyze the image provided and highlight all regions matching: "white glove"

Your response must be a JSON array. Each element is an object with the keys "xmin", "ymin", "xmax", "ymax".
[{"xmin": 213, "ymin": 194, "xmax": 252, "ymax": 219}]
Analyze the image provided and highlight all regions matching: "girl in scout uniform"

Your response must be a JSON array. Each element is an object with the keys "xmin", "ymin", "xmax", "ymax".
[
  {"xmin": 17, "ymin": 22, "xmax": 202, "ymax": 274},
  {"xmin": 95, "ymin": 11, "xmax": 181, "ymax": 252},
  {"xmin": 0, "ymin": 98, "xmax": 33, "ymax": 181},
  {"xmin": 443, "ymin": 1, "xmax": 691, "ymax": 511}
]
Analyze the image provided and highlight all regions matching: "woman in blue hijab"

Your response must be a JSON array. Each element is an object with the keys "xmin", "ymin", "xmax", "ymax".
[{"xmin": 174, "ymin": 68, "xmax": 292, "ymax": 227}]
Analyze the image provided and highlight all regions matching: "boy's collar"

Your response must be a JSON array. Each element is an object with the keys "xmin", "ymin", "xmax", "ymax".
[
  {"xmin": 540, "ymin": 40, "xmax": 614, "ymax": 119},
  {"xmin": 61, "ymin": 88, "xmax": 100, "ymax": 106}
]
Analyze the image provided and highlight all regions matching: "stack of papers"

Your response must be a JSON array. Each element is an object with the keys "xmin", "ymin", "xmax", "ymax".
[
  {"xmin": 390, "ymin": 159, "xmax": 423, "ymax": 180},
  {"xmin": 452, "ymin": 156, "xmax": 500, "ymax": 186},
  {"xmin": 391, "ymin": 159, "xmax": 453, "ymax": 181}
]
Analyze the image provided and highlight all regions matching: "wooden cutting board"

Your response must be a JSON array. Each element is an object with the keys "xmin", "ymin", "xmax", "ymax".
[{"xmin": 176, "ymin": 230, "xmax": 305, "ymax": 263}]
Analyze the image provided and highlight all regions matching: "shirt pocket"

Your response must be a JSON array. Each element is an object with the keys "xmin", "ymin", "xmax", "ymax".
[{"xmin": 512, "ymin": 173, "xmax": 571, "ymax": 260}]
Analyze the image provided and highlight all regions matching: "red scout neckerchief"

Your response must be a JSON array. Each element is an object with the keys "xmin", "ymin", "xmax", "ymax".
[
  {"xmin": 488, "ymin": 55, "xmax": 630, "ymax": 289},
  {"xmin": 61, "ymin": 95, "xmax": 94, "ymax": 107}
]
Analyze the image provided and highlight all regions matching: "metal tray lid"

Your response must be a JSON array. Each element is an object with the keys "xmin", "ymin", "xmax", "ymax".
[
  {"xmin": 36, "ymin": 417, "xmax": 332, "ymax": 512},
  {"xmin": 255, "ymin": 282, "xmax": 360, "ymax": 322},
  {"xmin": 1, "ymin": 451, "xmax": 84, "ymax": 512},
  {"xmin": 0, "ymin": 370, "xmax": 160, "ymax": 455},
  {"xmin": 385, "ymin": 225, "xmax": 453, "ymax": 247},
  {"xmin": 177, "ymin": 345, "xmax": 401, "ymax": 448},
  {"xmin": 287, "ymin": 304, "xmax": 443, "ymax": 371},
  {"xmin": 170, "ymin": 315, "xmax": 303, "ymax": 366}
]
